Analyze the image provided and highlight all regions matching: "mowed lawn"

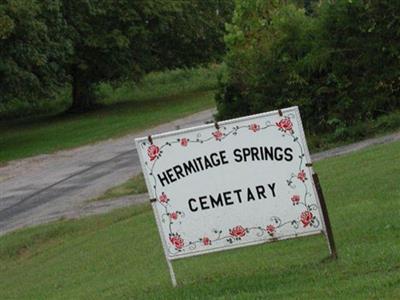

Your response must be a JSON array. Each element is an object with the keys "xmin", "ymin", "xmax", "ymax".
[
  {"xmin": 0, "ymin": 141, "xmax": 399, "ymax": 299},
  {"xmin": 0, "ymin": 90, "xmax": 215, "ymax": 163}
]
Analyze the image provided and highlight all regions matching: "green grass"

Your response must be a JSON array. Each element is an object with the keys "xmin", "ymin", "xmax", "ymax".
[
  {"xmin": 0, "ymin": 65, "xmax": 222, "ymax": 163},
  {"xmin": 1, "ymin": 141, "xmax": 399, "ymax": 299},
  {"xmin": 307, "ymin": 109, "xmax": 400, "ymax": 152},
  {"xmin": 0, "ymin": 65, "xmax": 222, "ymax": 120},
  {"xmin": 90, "ymin": 173, "xmax": 147, "ymax": 202},
  {"xmin": 98, "ymin": 64, "xmax": 222, "ymax": 105},
  {"xmin": 0, "ymin": 90, "xmax": 215, "ymax": 163}
]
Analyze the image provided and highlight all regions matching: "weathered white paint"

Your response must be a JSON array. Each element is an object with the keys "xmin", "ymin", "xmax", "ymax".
[{"xmin": 135, "ymin": 107, "xmax": 326, "ymax": 261}]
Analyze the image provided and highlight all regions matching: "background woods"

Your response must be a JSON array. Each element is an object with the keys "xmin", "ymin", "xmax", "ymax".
[
  {"xmin": 0, "ymin": 0, "xmax": 233, "ymax": 113},
  {"xmin": 217, "ymin": 0, "xmax": 400, "ymax": 143},
  {"xmin": 1, "ymin": 0, "xmax": 400, "ymax": 158}
]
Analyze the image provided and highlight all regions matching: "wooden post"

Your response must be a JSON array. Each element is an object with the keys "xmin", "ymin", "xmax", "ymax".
[{"xmin": 312, "ymin": 173, "xmax": 338, "ymax": 259}]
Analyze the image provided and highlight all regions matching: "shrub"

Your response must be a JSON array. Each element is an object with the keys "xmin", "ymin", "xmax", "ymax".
[{"xmin": 216, "ymin": 0, "xmax": 400, "ymax": 137}]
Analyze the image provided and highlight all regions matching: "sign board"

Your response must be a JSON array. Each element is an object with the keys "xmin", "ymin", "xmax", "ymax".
[{"xmin": 135, "ymin": 107, "xmax": 329, "ymax": 263}]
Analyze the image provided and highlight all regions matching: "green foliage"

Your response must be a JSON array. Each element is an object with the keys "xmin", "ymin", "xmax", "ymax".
[
  {"xmin": 148, "ymin": 0, "xmax": 234, "ymax": 70},
  {"xmin": 0, "ymin": 0, "xmax": 233, "ymax": 112},
  {"xmin": 307, "ymin": 109, "xmax": 400, "ymax": 152},
  {"xmin": 0, "ymin": 0, "xmax": 70, "ymax": 105},
  {"xmin": 63, "ymin": 0, "xmax": 185, "ymax": 110},
  {"xmin": 98, "ymin": 64, "xmax": 224, "ymax": 105},
  {"xmin": 0, "ymin": 90, "xmax": 215, "ymax": 163},
  {"xmin": 0, "ymin": 65, "xmax": 220, "ymax": 163},
  {"xmin": 0, "ymin": 65, "xmax": 221, "ymax": 119},
  {"xmin": 216, "ymin": 0, "xmax": 400, "ymax": 137}
]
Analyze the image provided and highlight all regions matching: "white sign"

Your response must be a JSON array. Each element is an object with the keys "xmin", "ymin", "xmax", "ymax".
[{"xmin": 135, "ymin": 107, "xmax": 326, "ymax": 260}]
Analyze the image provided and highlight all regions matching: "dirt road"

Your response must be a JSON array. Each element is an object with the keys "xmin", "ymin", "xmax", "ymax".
[
  {"xmin": 1, "ymin": 108, "xmax": 399, "ymax": 236},
  {"xmin": 0, "ymin": 109, "xmax": 215, "ymax": 235}
]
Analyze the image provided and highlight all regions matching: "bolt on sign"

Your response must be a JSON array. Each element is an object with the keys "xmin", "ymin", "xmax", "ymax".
[{"xmin": 135, "ymin": 106, "xmax": 337, "ymax": 287}]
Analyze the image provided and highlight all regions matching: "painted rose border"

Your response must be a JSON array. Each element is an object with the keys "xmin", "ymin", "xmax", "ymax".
[{"xmin": 137, "ymin": 109, "xmax": 323, "ymax": 258}]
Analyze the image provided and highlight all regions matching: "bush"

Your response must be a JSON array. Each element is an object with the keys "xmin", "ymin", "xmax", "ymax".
[
  {"xmin": 98, "ymin": 64, "xmax": 224, "ymax": 105},
  {"xmin": 216, "ymin": 0, "xmax": 400, "ymax": 137}
]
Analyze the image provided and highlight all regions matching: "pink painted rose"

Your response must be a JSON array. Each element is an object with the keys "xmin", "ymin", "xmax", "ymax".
[
  {"xmin": 169, "ymin": 211, "xmax": 178, "ymax": 220},
  {"xmin": 300, "ymin": 211, "xmax": 313, "ymax": 227},
  {"xmin": 249, "ymin": 123, "xmax": 260, "ymax": 132},
  {"xmin": 297, "ymin": 170, "xmax": 307, "ymax": 182},
  {"xmin": 180, "ymin": 138, "xmax": 188, "ymax": 146},
  {"xmin": 169, "ymin": 235, "xmax": 184, "ymax": 250},
  {"xmin": 202, "ymin": 237, "xmax": 211, "ymax": 246},
  {"xmin": 159, "ymin": 192, "xmax": 169, "ymax": 203},
  {"xmin": 276, "ymin": 117, "xmax": 293, "ymax": 133},
  {"xmin": 266, "ymin": 224, "xmax": 276, "ymax": 236},
  {"xmin": 147, "ymin": 144, "xmax": 159, "ymax": 161},
  {"xmin": 212, "ymin": 130, "xmax": 223, "ymax": 141},
  {"xmin": 291, "ymin": 195, "xmax": 300, "ymax": 205},
  {"xmin": 229, "ymin": 225, "xmax": 246, "ymax": 238}
]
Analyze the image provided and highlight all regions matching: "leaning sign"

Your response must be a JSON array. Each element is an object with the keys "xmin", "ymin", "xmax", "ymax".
[{"xmin": 135, "ymin": 106, "xmax": 336, "ymax": 286}]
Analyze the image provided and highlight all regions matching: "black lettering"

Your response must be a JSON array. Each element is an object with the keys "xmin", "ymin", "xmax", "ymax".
[
  {"xmin": 183, "ymin": 160, "xmax": 197, "ymax": 175},
  {"xmin": 223, "ymin": 191, "xmax": 234, "ymax": 205},
  {"xmin": 196, "ymin": 157, "xmax": 204, "ymax": 170},
  {"xmin": 192, "ymin": 157, "xmax": 200, "ymax": 172},
  {"xmin": 203, "ymin": 155, "xmax": 214, "ymax": 169},
  {"xmin": 173, "ymin": 165, "xmax": 185, "ymax": 180},
  {"xmin": 243, "ymin": 148, "xmax": 251, "ymax": 162},
  {"xmin": 284, "ymin": 148, "xmax": 293, "ymax": 161},
  {"xmin": 251, "ymin": 147, "xmax": 260, "ymax": 161},
  {"xmin": 219, "ymin": 150, "xmax": 229, "ymax": 165},
  {"xmin": 210, "ymin": 153, "xmax": 221, "ymax": 166},
  {"xmin": 233, "ymin": 149, "xmax": 243, "ymax": 162},
  {"xmin": 260, "ymin": 146, "xmax": 265, "ymax": 160},
  {"xmin": 268, "ymin": 183, "xmax": 276, "ymax": 197},
  {"xmin": 157, "ymin": 172, "xmax": 170, "ymax": 187},
  {"xmin": 199, "ymin": 196, "xmax": 210, "ymax": 210},
  {"xmin": 166, "ymin": 169, "xmax": 177, "ymax": 183},
  {"xmin": 264, "ymin": 146, "xmax": 274, "ymax": 160},
  {"xmin": 275, "ymin": 147, "xmax": 283, "ymax": 161},
  {"xmin": 247, "ymin": 188, "xmax": 255, "ymax": 201},
  {"xmin": 233, "ymin": 189, "xmax": 243, "ymax": 203},
  {"xmin": 255, "ymin": 185, "xmax": 267, "ymax": 199},
  {"xmin": 188, "ymin": 198, "xmax": 198, "ymax": 212},
  {"xmin": 210, "ymin": 194, "xmax": 223, "ymax": 208}
]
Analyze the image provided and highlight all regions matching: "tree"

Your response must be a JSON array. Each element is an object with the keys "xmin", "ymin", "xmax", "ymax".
[
  {"xmin": 216, "ymin": 0, "xmax": 400, "ymax": 136},
  {"xmin": 63, "ymin": 0, "xmax": 233, "ymax": 111},
  {"xmin": 0, "ymin": 0, "xmax": 69, "ymax": 107},
  {"xmin": 0, "ymin": 0, "xmax": 233, "ymax": 112},
  {"xmin": 62, "ymin": 0, "xmax": 155, "ymax": 111},
  {"xmin": 148, "ymin": 0, "xmax": 234, "ymax": 70}
]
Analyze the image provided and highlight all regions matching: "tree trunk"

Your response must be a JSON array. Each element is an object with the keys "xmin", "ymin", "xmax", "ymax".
[{"xmin": 69, "ymin": 67, "xmax": 96, "ymax": 112}]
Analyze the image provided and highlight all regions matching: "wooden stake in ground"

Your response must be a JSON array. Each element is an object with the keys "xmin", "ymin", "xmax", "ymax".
[{"xmin": 312, "ymin": 173, "xmax": 338, "ymax": 259}]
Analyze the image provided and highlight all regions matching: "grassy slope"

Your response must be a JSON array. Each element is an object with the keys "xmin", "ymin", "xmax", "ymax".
[
  {"xmin": 90, "ymin": 173, "xmax": 147, "ymax": 202},
  {"xmin": 1, "ymin": 141, "xmax": 399, "ymax": 299},
  {"xmin": 0, "ymin": 66, "xmax": 222, "ymax": 163},
  {"xmin": 0, "ymin": 91, "xmax": 215, "ymax": 163}
]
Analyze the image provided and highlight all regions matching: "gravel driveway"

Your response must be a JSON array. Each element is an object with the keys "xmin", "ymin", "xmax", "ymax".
[
  {"xmin": 0, "ymin": 109, "xmax": 215, "ymax": 235},
  {"xmin": 0, "ymin": 108, "xmax": 399, "ymax": 236}
]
